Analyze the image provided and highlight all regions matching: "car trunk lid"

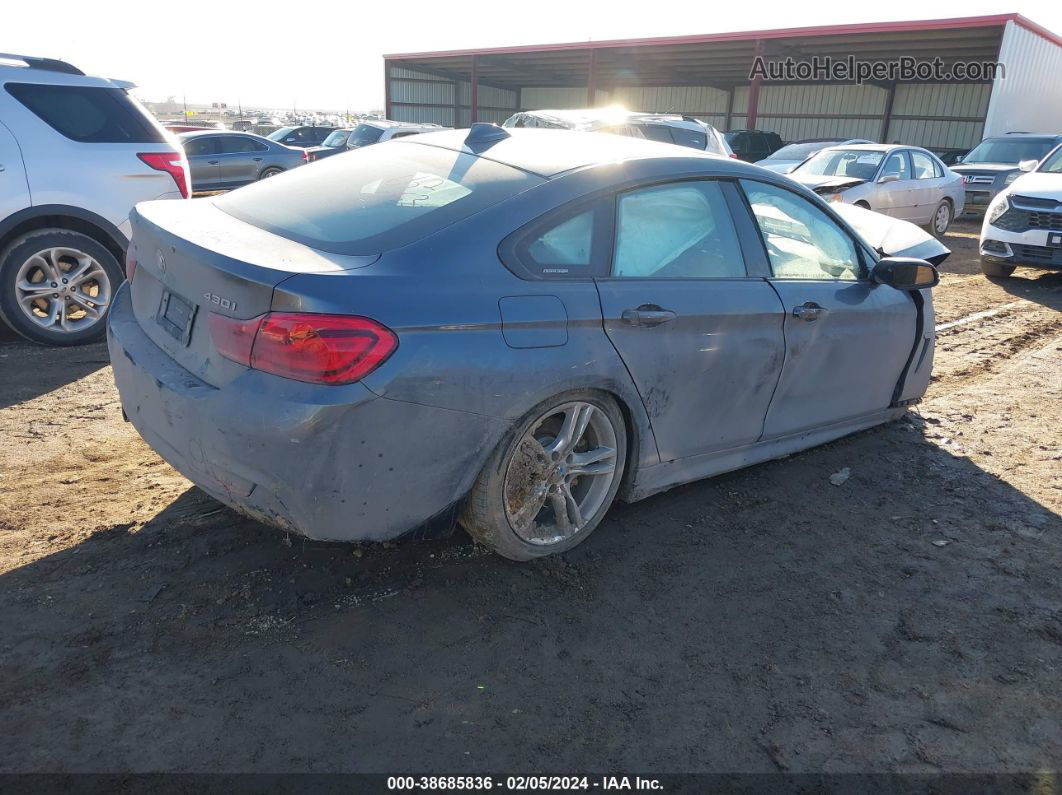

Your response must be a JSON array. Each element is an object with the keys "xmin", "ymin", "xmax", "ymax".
[{"xmin": 127, "ymin": 198, "xmax": 377, "ymax": 387}]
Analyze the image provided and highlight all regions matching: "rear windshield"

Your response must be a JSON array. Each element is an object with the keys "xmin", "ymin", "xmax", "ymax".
[
  {"xmin": 5, "ymin": 83, "xmax": 166, "ymax": 143},
  {"xmin": 349, "ymin": 124, "xmax": 385, "ymax": 146},
  {"xmin": 767, "ymin": 141, "xmax": 838, "ymax": 162},
  {"xmin": 216, "ymin": 142, "xmax": 544, "ymax": 255},
  {"xmin": 267, "ymin": 127, "xmax": 296, "ymax": 141},
  {"xmin": 323, "ymin": 129, "xmax": 351, "ymax": 147}
]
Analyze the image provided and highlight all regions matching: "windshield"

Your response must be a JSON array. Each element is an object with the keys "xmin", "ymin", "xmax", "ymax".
[
  {"xmin": 349, "ymin": 124, "xmax": 385, "ymax": 147},
  {"xmin": 767, "ymin": 141, "xmax": 838, "ymax": 162},
  {"xmin": 963, "ymin": 137, "xmax": 1058, "ymax": 165},
  {"xmin": 267, "ymin": 127, "xmax": 296, "ymax": 141},
  {"xmin": 795, "ymin": 149, "xmax": 885, "ymax": 179},
  {"xmin": 216, "ymin": 142, "xmax": 543, "ymax": 255},
  {"xmin": 1038, "ymin": 145, "xmax": 1062, "ymax": 173},
  {"xmin": 323, "ymin": 130, "xmax": 351, "ymax": 147}
]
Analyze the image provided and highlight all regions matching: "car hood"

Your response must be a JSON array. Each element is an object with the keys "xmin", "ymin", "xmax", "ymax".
[
  {"xmin": 1003, "ymin": 172, "xmax": 1062, "ymax": 200},
  {"xmin": 833, "ymin": 203, "xmax": 951, "ymax": 265},
  {"xmin": 791, "ymin": 174, "xmax": 867, "ymax": 192},
  {"xmin": 951, "ymin": 163, "xmax": 1018, "ymax": 174}
]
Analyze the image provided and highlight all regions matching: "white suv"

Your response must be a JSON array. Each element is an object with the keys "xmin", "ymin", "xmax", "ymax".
[{"xmin": 0, "ymin": 53, "xmax": 188, "ymax": 345}]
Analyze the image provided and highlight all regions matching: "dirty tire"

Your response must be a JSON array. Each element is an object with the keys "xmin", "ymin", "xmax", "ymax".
[
  {"xmin": 0, "ymin": 229, "xmax": 122, "ymax": 346},
  {"xmin": 460, "ymin": 390, "xmax": 628, "ymax": 561},
  {"xmin": 980, "ymin": 258, "xmax": 1016, "ymax": 278},
  {"xmin": 928, "ymin": 199, "xmax": 952, "ymax": 237},
  {"xmin": 259, "ymin": 167, "xmax": 283, "ymax": 180}
]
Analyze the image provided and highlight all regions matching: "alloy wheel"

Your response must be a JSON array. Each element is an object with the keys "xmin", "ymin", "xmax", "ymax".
[
  {"xmin": 935, "ymin": 203, "xmax": 951, "ymax": 234},
  {"xmin": 14, "ymin": 247, "xmax": 112, "ymax": 334},
  {"xmin": 503, "ymin": 401, "xmax": 619, "ymax": 546}
]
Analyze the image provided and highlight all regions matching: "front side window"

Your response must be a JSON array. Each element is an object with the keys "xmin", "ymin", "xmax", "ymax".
[
  {"xmin": 349, "ymin": 124, "xmax": 386, "ymax": 147},
  {"xmin": 740, "ymin": 180, "xmax": 862, "ymax": 281},
  {"xmin": 882, "ymin": 152, "xmax": 911, "ymax": 180},
  {"xmin": 5, "ymin": 83, "xmax": 165, "ymax": 144},
  {"xmin": 612, "ymin": 182, "xmax": 745, "ymax": 279}
]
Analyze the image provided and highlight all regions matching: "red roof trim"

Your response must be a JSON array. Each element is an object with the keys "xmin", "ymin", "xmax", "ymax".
[
  {"xmin": 384, "ymin": 13, "xmax": 1056, "ymax": 60},
  {"xmin": 1011, "ymin": 14, "xmax": 1062, "ymax": 49}
]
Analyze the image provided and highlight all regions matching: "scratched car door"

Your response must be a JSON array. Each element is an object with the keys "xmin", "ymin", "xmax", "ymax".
[
  {"xmin": 738, "ymin": 179, "xmax": 917, "ymax": 438},
  {"xmin": 594, "ymin": 179, "xmax": 786, "ymax": 461}
]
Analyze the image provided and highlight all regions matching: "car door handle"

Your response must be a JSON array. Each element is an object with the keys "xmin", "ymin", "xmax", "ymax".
[
  {"xmin": 252, "ymin": 157, "xmax": 263, "ymax": 161},
  {"xmin": 207, "ymin": 160, "xmax": 219, "ymax": 165},
  {"xmin": 621, "ymin": 305, "xmax": 677, "ymax": 327},
  {"xmin": 792, "ymin": 302, "xmax": 826, "ymax": 322}
]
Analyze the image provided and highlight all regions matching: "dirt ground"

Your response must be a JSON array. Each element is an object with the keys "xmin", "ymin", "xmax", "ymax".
[{"xmin": 0, "ymin": 219, "xmax": 1060, "ymax": 774}]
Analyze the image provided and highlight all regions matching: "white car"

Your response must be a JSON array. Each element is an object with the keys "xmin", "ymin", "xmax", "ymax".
[
  {"xmin": 503, "ymin": 108, "xmax": 735, "ymax": 157},
  {"xmin": 0, "ymin": 53, "xmax": 187, "ymax": 345},
  {"xmin": 980, "ymin": 143, "xmax": 1062, "ymax": 277}
]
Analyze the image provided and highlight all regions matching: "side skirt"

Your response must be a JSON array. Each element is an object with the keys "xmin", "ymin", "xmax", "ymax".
[{"xmin": 626, "ymin": 407, "xmax": 906, "ymax": 502}]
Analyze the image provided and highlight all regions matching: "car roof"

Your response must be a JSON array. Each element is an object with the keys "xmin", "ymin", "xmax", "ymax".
[
  {"xmin": 512, "ymin": 108, "xmax": 713, "ymax": 132},
  {"xmin": 0, "ymin": 54, "xmax": 133, "ymax": 89},
  {"xmin": 361, "ymin": 119, "xmax": 441, "ymax": 130},
  {"xmin": 399, "ymin": 127, "xmax": 729, "ymax": 178}
]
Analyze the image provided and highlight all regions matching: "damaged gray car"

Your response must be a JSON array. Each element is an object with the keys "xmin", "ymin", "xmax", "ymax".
[
  {"xmin": 109, "ymin": 126, "xmax": 946, "ymax": 561},
  {"xmin": 788, "ymin": 144, "xmax": 965, "ymax": 236}
]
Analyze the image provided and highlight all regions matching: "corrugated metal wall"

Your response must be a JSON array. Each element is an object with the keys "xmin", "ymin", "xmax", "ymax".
[
  {"xmin": 387, "ymin": 66, "xmax": 518, "ymax": 127},
  {"xmin": 885, "ymin": 83, "xmax": 989, "ymax": 148},
  {"xmin": 389, "ymin": 57, "xmax": 1016, "ymax": 149},
  {"xmin": 983, "ymin": 20, "xmax": 1062, "ymax": 137}
]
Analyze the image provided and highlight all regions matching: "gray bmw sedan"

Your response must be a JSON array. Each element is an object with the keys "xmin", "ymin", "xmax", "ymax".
[{"xmin": 110, "ymin": 126, "xmax": 941, "ymax": 560}]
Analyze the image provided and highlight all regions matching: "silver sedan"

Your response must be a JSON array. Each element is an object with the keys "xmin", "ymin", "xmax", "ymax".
[
  {"xmin": 178, "ymin": 131, "xmax": 306, "ymax": 193},
  {"xmin": 787, "ymin": 144, "xmax": 965, "ymax": 235}
]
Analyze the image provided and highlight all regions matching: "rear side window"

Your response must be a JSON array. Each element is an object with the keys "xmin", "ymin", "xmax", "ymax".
[
  {"xmin": 5, "ymin": 83, "xmax": 165, "ymax": 143},
  {"xmin": 219, "ymin": 136, "xmax": 267, "ymax": 154},
  {"xmin": 217, "ymin": 142, "xmax": 544, "ymax": 255},
  {"xmin": 613, "ymin": 181, "xmax": 745, "ymax": 279},
  {"xmin": 638, "ymin": 125, "xmax": 674, "ymax": 144},
  {"xmin": 668, "ymin": 127, "xmax": 708, "ymax": 151}
]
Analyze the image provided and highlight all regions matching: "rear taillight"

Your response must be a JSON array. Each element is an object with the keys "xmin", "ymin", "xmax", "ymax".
[
  {"xmin": 138, "ymin": 152, "xmax": 190, "ymax": 199},
  {"xmin": 125, "ymin": 250, "xmax": 138, "ymax": 282},
  {"xmin": 302, "ymin": 150, "xmax": 311, "ymax": 162},
  {"xmin": 208, "ymin": 313, "xmax": 264, "ymax": 367},
  {"xmin": 210, "ymin": 312, "xmax": 397, "ymax": 385},
  {"xmin": 729, "ymin": 153, "xmax": 739, "ymax": 158}
]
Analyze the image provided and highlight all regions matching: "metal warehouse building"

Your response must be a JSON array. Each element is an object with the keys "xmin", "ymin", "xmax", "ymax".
[{"xmin": 383, "ymin": 14, "xmax": 1062, "ymax": 151}]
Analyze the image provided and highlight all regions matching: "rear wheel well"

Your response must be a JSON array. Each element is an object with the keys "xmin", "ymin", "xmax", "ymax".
[
  {"xmin": 0, "ymin": 214, "xmax": 125, "ymax": 264},
  {"xmin": 854, "ymin": 200, "xmax": 871, "ymax": 209}
]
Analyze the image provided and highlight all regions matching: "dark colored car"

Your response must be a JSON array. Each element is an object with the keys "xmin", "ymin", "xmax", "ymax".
[
  {"xmin": 725, "ymin": 129, "xmax": 785, "ymax": 162},
  {"xmin": 266, "ymin": 125, "xmax": 335, "ymax": 148},
  {"xmin": 951, "ymin": 133, "xmax": 1062, "ymax": 214},
  {"xmin": 934, "ymin": 148, "xmax": 969, "ymax": 167},
  {"xmin": 109, "ymin": 126, "xmax": 942, "ymax": 561}
]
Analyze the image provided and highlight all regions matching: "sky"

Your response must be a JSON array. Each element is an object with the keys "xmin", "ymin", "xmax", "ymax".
[{"xmin": 3, "ymin": 0, "xmax": 1060, "ymax": 112}]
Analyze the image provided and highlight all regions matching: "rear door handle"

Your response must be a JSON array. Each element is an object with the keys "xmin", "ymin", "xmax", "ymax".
[
  {"xmin": 207, "ymin": 160, "xmax": 219, "ymax": 165},
  {"xmin": 621, "ymin": 305, "xmax": 677, "ymax": 327},
  {"xmin": 252, "ymin": 157, "xmax": 263, "ymax": 161},
  {"xmin": 792, "ymin": 302, "xmax": 826, "ymax": 322}
]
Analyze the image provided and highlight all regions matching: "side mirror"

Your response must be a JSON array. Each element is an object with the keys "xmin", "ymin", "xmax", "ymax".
[
  {"xmin": 878, "ymin": 173, "xmax": 900, "ymax": 184},
  {"xmin": 872, "ymin": 257, "xmax": 940, "ymax": 291},
  {"xmin": 1018, "ymin": 159, "xmax": 1038, "ymax": 172}
]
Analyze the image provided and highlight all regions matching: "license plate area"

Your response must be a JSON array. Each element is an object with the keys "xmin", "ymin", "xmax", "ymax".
[
  {"xmin": 1047, "ymin": 232, "xmax": 1062, "ymax": 249},
  {"xmin": 156, "ymin": 289, "xmax": 197, "ymax": 345}
]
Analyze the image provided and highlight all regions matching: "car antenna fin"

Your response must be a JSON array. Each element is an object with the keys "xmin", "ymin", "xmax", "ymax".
[{"xmin": 465, "ymin": 123, "xmax": 510, "ymax": 147}]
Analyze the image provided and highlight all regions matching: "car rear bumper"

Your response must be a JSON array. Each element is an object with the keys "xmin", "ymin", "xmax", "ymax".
[{"xmin": 107, "ymin": 285, "xmax": 508, "ymax": 541}]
